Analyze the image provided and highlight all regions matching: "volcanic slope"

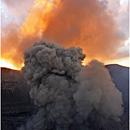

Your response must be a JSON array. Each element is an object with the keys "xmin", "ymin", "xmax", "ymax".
[{"xmin": 1, "ymin": 68, "xmax": 37, "ymax": 130}]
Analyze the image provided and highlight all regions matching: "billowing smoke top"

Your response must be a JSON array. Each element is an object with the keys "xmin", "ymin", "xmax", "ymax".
[
  {"xmin": 21, "ymin": 41, "xmax": 123, "ymax": 130},
  {"xmin": 23, "ymin": 41, "xmax": 86, "ymax": 85}
]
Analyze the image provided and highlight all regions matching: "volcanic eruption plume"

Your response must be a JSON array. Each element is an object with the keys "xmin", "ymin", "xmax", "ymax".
[
  {"xmin": 2, "ymin": 0, "xmax": 125, "ymax": 69},
  {"xmin": 20, "ymin": 41, "xmax": 123, "ymax": 130}
]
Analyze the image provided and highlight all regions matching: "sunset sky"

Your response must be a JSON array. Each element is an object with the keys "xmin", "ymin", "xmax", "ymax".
[{"xmin": 1, "ymin": 0, "xmax": 129, "ymax": 69}]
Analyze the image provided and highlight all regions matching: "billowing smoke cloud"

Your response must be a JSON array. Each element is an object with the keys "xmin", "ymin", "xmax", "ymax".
[
  {"xmin": 20, "ymin": 41, "xmax": 123, "ymax": 130},
  {"xmin": 2, "ymin": 0, "xmax": 126, "ymax": 68}
]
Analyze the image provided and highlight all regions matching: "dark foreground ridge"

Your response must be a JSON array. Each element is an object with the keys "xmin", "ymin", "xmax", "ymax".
[
  {"xmin": 1, "ymin": 67, "xmax": 37, "ymax": 130},
  {"xmin": 1, "ymin": 64, "xmax": 129, "ymax": 130}
]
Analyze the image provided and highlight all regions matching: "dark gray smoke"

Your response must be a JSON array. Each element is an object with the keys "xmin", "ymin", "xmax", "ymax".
[{"xmin": 20, "ymin": 41, "xmax": 123, "ymax": 130}]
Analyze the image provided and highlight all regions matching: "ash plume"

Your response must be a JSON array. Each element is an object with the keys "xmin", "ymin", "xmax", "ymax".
[{"xmin": 20, "ymin": 41, "xmax": 123, "ymax": 130}]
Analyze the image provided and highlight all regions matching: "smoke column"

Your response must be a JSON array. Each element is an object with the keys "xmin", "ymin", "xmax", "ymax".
[
  {"xmin": 2, "ymin": 0, "xmax": 126, "ymax": 68},
  {"xmin": 20, "ymin": 41, "xmax": 123, "ymax": 130}
]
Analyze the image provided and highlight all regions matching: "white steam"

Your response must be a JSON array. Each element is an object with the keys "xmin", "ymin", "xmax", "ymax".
[{"xmin": 21, "ymin": 41, "xmax": 123, "ymax": 130}]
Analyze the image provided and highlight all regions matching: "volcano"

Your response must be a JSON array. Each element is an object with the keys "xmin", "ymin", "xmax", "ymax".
[{"xmin": 1, "ymin": 64, "xmax": 129, "ymax": 130}]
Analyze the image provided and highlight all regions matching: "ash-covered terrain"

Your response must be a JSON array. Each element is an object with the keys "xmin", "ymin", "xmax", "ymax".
[
  {"xmin": 106, "ymin": 64, "xmax": 129, "ymax": 130},
  {"xmin": 1, "ymin": 64, "xmax": 129, "ymax": 130},
  {"xmin": 1, "ymin": 68, "xmax": 37, "ymax": 130}
]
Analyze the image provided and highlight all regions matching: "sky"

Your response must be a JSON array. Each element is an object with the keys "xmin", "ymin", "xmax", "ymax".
[{"xmin": 1, "ymin": 0, "xmax": 129, "ymax": 69}]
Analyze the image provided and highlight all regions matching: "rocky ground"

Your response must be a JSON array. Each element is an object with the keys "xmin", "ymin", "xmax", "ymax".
[{"xmin": 1, "ymin": 68, "xmax": 37, "ymax": 130}]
